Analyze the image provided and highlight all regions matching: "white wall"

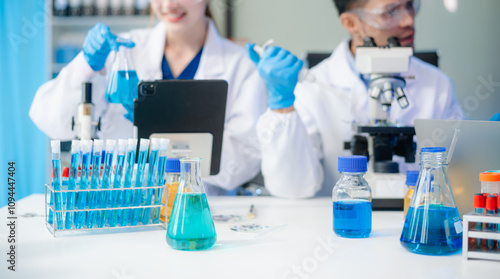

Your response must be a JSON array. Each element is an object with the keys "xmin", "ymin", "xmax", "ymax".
[{"xmin": 231, "ymin": 0, "xmax": 500, "ymax": 120}]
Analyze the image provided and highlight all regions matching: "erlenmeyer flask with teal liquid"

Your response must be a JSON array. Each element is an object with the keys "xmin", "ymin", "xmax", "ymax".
[
  {"xmin": 166, "ymin": 158, "xmax": 217, "ymax": 251},
  {"xmin": 400, "ymin": 147, "xmax": 463, "ymax": 255},
  {"xmin": 105, "ymin": 37, "xmax": 139, "ymax": 106}
]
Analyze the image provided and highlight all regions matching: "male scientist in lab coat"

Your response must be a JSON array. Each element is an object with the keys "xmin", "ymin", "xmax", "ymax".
[{"xmin": 247, "ymin": 0, "xmax": 464, "ymax": 198}]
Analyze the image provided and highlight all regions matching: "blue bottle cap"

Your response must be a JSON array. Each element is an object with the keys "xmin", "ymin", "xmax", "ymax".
[
  {"xmin": 338, "ymin": 156, "xmax": 367, "ymax": 173},
  {"xmin": 166, "ymin": 158, "xmax": 181, "ymax": 173},
  {"xmin": 421, "ymin": 147, "xmax": 446, "ymax": 153},
  {"xmin": 405, "ymin": 171, "xmax": 419, "ymax": 186}
]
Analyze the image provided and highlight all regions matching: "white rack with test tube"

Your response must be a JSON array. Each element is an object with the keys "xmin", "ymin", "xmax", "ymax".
[
  {"xmin": 463, "ymin": 212, "xmax": 500, "ymax": 261},
  {"xmin": 45, "ymin": 184, "xmax": 167, "ymax": 237}
]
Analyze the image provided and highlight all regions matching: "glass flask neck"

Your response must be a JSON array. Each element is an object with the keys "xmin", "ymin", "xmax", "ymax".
[
  {"xmin": 420, "ymin": 151, "xmax": 448, "ymax": 167},
  {"xmin": 179, "ymin": 158, "xmax": 204, "ymax": 193}
]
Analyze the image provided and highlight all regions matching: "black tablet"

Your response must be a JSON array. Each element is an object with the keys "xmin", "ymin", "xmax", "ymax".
[{"xmin": 134, "ymin": 80, "xmax": 228, "ymax": 176}]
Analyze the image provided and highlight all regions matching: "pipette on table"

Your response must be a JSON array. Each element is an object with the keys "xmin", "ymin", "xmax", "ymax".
[{"xmin": 253, "ymin": 40, "xmax": 341, "ymax": 96}]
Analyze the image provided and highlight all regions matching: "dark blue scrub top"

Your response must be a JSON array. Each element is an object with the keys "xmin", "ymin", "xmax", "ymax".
[{"xmin": 162, "ymin": 48, "xmax": 203, "ymax": 80}]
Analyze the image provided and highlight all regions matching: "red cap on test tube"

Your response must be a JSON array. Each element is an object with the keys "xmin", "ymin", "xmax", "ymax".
[
  {"xmin": 62, "ymin": 167, "xmax": 69, "ymax": 178},
  {"xmin": 485, "ymin": 195, "xmax": 497, "ymax": 211},
  {"xmin": 474, "ymin": 194, "xmax": 485, "ymax": 208}
]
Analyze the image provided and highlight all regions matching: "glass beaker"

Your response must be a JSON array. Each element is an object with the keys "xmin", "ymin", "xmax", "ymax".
[
  {"xmin": 400, "ymin": 147, "xmax": 463, "ymax": 255},
  {"xmin": 166, "ymin": 158, "xmax": 217, "ymax": 251},
  {"xmin": 105, "ymin": 38, "xmax": 139, "ymax": 106}
]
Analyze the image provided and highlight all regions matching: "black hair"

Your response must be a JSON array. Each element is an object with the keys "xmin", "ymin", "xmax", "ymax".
[{"xmin": 333, "ymin": 0, "xmax": 368, "ymax": 16}]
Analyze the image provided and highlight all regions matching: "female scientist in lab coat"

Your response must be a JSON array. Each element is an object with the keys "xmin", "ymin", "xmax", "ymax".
[{"xmin": 30, "ymin": 0, "xmax": 267, "ymax": 194}]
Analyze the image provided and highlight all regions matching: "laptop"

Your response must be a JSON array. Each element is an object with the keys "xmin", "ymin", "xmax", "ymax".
[{"xmin": 414, "ymin": 119, "xmax": 500, "ymax": 216}]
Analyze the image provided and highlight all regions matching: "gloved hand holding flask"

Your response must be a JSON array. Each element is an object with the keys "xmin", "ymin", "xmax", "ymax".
[{"xmin": 83, "ymin": 23, "xmax": 135, "ymax": 72}]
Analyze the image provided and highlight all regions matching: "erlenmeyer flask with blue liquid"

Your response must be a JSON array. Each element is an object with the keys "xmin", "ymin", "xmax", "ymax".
[
  {"xmin": 166, "ymin": 158, "xmax": 217, "ymax": 251},
  {"xmin": 400, "ymin": 147, "xmax": 463, "ymax": 255},
  {"xmin": 105, "ymin": 37, "xmax": 139, "ymax": 106}
]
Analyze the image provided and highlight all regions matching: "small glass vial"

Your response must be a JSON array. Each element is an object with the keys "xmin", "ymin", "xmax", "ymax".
[
  {"xmin": 485, "ymin": 195, "xmax": 497, "ymax": 250},
  {"xmin": 404, "ymin": 171, "xmax": 419, "ymax": 220},
  {"xmin": 479, "ymin": 172, "xmax": 500, "ymax": 194},
  {"xmin": 160, "ymin": 158, "xmax": 181, "ymax": 223},
  {"xmin": 332, "ymin": 155, "xmax": 372, "ymax": 238}
]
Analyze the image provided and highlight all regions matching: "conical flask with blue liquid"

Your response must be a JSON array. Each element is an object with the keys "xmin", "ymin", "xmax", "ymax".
[
  {"xmin": 166, "ymin": 158, "xmax": 217, "ymax": 251},
  {"xmin": 400, "ymin": 147, "xmax": 463, "ymax": 255},
  {"xmin": 105, "ymin": 37, "xmax": 139, "ymax": 106}
]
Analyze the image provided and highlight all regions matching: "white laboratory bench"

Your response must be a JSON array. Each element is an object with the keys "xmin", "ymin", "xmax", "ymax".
[{"xmin": 1, "ymin": 194, "xmax": 499, "ymax": 279}]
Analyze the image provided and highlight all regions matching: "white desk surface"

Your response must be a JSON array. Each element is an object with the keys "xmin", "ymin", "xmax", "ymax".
[{"xmin": 1, "ymin": 194, "xmax": 499, "ymax": 279}]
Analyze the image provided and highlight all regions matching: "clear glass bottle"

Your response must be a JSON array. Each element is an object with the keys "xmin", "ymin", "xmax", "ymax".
[
  {"xmin": 332, "ymin": 155, "xmax": 372, "ymax": 238},
  {"xmin": 160, "ymin": 158, "xmax": 181, "ymax": 223},
  {"xmin": 404, "ymin": 170, "xmax": 419, "ymax": 219},
  {"xmin": 400, "ymin": 147, "xmax": 463, "ymax": 255},
  {"xmin": 105, "ymin": 38, "xmax": 139, "ymax": 106},
  {"xmin": 166, "ymin": 158, "xmax": 216, "ymax": 250}
]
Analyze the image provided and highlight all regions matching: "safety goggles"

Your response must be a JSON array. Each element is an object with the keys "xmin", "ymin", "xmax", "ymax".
[{"xmin": 349, "ymin": 0, "xmax": 420, "ymax": 30}]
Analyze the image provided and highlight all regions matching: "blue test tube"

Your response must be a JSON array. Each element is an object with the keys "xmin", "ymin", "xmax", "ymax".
[
  {"xmin": 141, "ymin": 138, "xmax": 161, "ymax": 225},
  {"xmin": 130, "ymin": 139, "xmax": 150, "ymax": 226},
  {"xmin": 75, "ymin": 140, "xmax": 93, "ymax": 229},
  {"xmin": 473, "ymin": 193, "xmax": 486, "ymax": 249},
  {"xmin": 108, "ymin": 139, "xmax": 128, "ymax": 227},
  {"xmin": 152, "ymin": 139, "xmax": 169, "ymax": 224},
  {"xmin": 50, "ymin": 140, "xmax": 64, "ymax": 230},
  {"xmin": 120, "ymin": 139, "xmax": 138, "ymax": 226},
  {"xmin": 485, "ymin": 195, "xmax": 497, "ymax": 250},
  {"xmin": 86, "ymin": 140, "xmax": 104, "ymax": 228},
  {"xmin": 96, "ymin": 139, "xmax": 116, "ymax": 228},
  {"xmin": 65, "ymin": 140, "xmax": 81, "ymax": 229}
]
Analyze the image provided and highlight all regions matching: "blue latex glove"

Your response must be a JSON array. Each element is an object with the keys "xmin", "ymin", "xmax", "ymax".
[
  {"xmin": 490, "ymin": 113, "xmax": 500, "ymax": 121},
  {"xmin": 123, "ymin": 103, "xmax": 134, "ymax": 123},
  {"xmin": 246, "ymin": 44, "xmax": 303, "ymax": 110},
  {"xmin": 82, "ymin": 23, "xmax": 135, "ymax": 71}
]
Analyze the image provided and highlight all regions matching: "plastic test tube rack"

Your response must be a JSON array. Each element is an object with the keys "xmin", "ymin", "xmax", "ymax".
[
  {"xmin": 45, "ymin": 184, "xmax": 167, "ymax": 237},
  {"xmin": 463, "ymin": 212, "xmax": 500, "ymax": 261}
]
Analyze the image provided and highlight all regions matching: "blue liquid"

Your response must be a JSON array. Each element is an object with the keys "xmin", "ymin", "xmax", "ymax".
[
  {"xmin": 130, "ymin": 149, "xmax": 148, "ymax": 226},
  {"xmin": 400, "ymin": 205, "xmax": 462, "ymax": 255},
  {"xmin": 65, "ymin": 152, "xmax": 79, "ymax": 229},
  {"xmin": 108, "ymin": 154, "xmax": 126, "ymax": 227},
  {"xmin": 87, "ymin": 151, "xmax": 103, "ymax": 228},
  {"xmin": 474, "ymin": 208, "xmax": 484, "ymax": 249},
  {"xmin": 142, "ymin": 149, "xmax": 159, "ymax": 225},
  {"xmin": 333, "ymin": 200, "xmax": 372, "ymax": 238},
  {"xmin": 152, "ymin": 156, "xmax": 167, "ymax": 224},
  {"xmin": 119, "ymin": 149, "xmax": 136, "ymax": 227},
  {"xmin": 51, "ymin": 159, "xmax": 64, "ymax": 230},
  {"xmin": 97, "ymin": 152, "xmax": 114, "ymax": 228},
  {"xmin": 105, "ymin": 70, "xmax": 139, "ymax": 104},
  {"xmin": 75, "ymin": 153, "xmax": 91, "ymax": 229},
  {"xmin": 486, "ymin": 210, "xmax": 497, "ymax": 250},
  {"xmin": 167, "ymin": 193, "xmax": 217, "ymax": 250}
]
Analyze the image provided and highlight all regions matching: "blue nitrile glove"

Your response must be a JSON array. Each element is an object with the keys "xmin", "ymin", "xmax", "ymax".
[
  {"xmin": 246, "ymin": 44, "xmax": 303, "ymax": 110},
  {"xmin": 490, "ymin": 113, "xmax": 500, "ymax": 121},
  {"xmin": 82, "ymin": 23, "xmax": 135, "ymax": 71},
  {"xmin": 123, "ymin": 103, "xmax": 133, "ymax": 123}
]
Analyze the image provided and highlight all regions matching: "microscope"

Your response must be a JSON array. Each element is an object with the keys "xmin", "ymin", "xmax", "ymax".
[
  {"xmin": 72, "ymin": 82, "xmax": 101, "ymax": 140},
  {"xmin": 348, "ymin": 37, "xmax": 417, "ymax": 209}
]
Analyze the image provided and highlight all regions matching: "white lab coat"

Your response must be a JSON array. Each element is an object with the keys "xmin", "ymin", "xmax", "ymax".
[
  {"xmin": 257, "ymin": 39, "xmax": 464, "ymax": 199},
  {"xmin": 30, "ymin": 19, "xmax": 267, "ymax": 194}
]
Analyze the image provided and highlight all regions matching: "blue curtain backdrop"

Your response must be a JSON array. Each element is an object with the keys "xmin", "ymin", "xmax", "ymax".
[{"xmin": 0, "ymin": 0, "xmax": 48, "ymax": 207}]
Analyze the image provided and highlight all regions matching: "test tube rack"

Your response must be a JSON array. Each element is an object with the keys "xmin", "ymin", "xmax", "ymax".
[
  {"xmin": 463, "ymin": 212, "xmax": 500, "ymax": 261},
  {"xmin": 45, "ymin": 184, "xmax": 167, "ymax": 237}
]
